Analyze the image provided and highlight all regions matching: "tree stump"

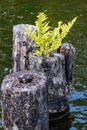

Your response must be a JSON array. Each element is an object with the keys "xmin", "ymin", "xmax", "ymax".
[
  {"xmin": 12, "ymin": 24, "xmax": 75, "ymax": 120},
  {"xmin": 29, "ymin": 53, "xmax": 69, "ymax": 120},
  {"xmin": 60, "ymin": 43, "xmax": 76, "ymax": 91},
  {"xmin": 1, "ymin": 70, "xmax": 48, "ymax": 130},
  {"xmin": 13, "ymin": 24, "xmax": 36, "ymax": 72},
  {"xmin": 12, "ymin": 24, "xmax": 75, "ymax": 87}
]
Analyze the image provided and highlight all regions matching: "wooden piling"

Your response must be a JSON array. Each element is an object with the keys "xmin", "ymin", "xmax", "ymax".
[
  {"xmin": 29, "ymin": 52, "xmax": 69, "ymax": 120},
  {"xmin": 1, "ymin": 70, "xmax": 48, "ymax": 130},
  {"xmin": 12, "ymin": 24, "xmax": 75, "ymax": 120},
  {"xmin": 13, "ymin": 24, "xmax": 36, "ymax": 72},
  {"xmin": 60, "ymin": 43, "xmax": 76, "ymax": 92}
]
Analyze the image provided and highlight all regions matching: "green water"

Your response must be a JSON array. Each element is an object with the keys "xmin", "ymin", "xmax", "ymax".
[{"xmin": 0, "ymin": 0, "xmax": 87, "ymax": 129}]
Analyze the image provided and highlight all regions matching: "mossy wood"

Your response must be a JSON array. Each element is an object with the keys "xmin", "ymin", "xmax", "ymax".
[{"xmin": 1, "ymin": 70, "xmax": 48, "ymax": 130}]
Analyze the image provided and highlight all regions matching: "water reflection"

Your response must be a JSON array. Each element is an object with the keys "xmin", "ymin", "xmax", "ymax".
[
  {"xmin": 70, "ymin": 89, "xmax": 87, "ymax": 130},
  {"xmin": 49, "ymin": 115, "xmax": 71, "ymax": 130}
]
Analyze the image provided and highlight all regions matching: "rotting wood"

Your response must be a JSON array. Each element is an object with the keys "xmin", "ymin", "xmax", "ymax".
[
  {"xmin": 1, "ymin": 70, "xmax": 49, "ymax": 130},
  {"xmin": 13, "ymin": 24, "xmax": 36, "ymax": 72},
  {"xmin": 12, "ymin": 25, "xmax": 75, "ymax": 88},
  {"xmin": 29, "ymin": 53, "xmax": 69, "ymax": 120},
  {"xmin": 60, "ymin": 43, "xmax": 76, "ymax": 91},
  {"xmin": 12, "ymin": 24, "xmax": 75, "ymax": 120}
]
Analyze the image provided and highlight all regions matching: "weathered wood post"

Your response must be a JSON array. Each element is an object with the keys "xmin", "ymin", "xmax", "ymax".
[
  {"xmin": 1, "ymin": 70, "xmax": 48, "ymax": 130},
  {"xmin": 29, "ymin": 42, "xmax": 76, "ymax": 120},
  {"xmin": 60, "ymin": 43, "xmax": 76, "ymax": 93},
  {"xmin": 29, "ymin": 52, "xmax": 69, "ymax": 120},
  {"xmin": 12, "ymin": 24, "xmax": 75, "ymax": 120},
  {"xmin": 13, "ymin": 24, "xmax": 36, "ymax": 72}
]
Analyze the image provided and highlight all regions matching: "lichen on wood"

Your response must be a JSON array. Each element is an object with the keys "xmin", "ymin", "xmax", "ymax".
[
  {"xmin": 29, "ymin": 53, "xmax": 69, "ymax": 120},
  {"xmin": 60, "ymin": 43, "xmax": 76, "ymax": 90},
  {"xmin": 12, "ymin": 24, "xmax": 76, "ymax": 121},
  {"xmin": 13, "ymin": 24, "xmax": 36, "ymax": 72},
  {"xmin": 1, "ymin": 70, "xmax": 48, "ymax": 130}
]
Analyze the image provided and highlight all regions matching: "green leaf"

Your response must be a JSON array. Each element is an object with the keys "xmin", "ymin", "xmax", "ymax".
[{"xmin": 24, "ymin": 12, "xmax": 78, "ymax": 57}]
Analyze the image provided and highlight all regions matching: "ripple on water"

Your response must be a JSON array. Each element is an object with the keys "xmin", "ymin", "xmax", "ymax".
[
  {"xmin": 70, "ymin": 90, "xmax": 87, "ymax": 101},
  {"xmin": 70, "ymin": 127, "xmax": 77, "ymax": 130},
  {"xmin": 0, "ymin": 119, "xmax": 2, "ymax": 128}
]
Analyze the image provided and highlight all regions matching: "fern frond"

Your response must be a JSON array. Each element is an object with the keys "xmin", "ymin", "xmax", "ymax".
[
  {"xmin": 50, "ymin": 17, "xmax": 78, "ymax": 51},
  {"xmin": 35, "ymin": 12, "xmax": 50, "ymax": 36},
  {"xmin": 25, "ymin": 12, "xmax": 78, "ymax": 57},
  {"xmin": 61, "ymin": 17, "xmax": 78, "ymax": 39}
]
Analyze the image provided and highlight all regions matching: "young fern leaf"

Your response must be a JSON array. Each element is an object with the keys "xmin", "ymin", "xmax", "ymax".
[
  {"xmin": 29, "ymin": 12, "xmax": 51, "ymax": 56},
  {"xmin": 25, "ymin": 12, "xmax": 78, "ymax": 57},
  {"xmin": 60, "ymin": 17, "xmax": 78, "ymax": 39},
  {"xmin": 49, "ymin": 17, "xmax": 78, "ymax": 52}
]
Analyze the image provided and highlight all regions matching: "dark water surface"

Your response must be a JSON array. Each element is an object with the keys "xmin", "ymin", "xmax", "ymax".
[{"xmin": 0, "ymin": 0, "xmax": 87, "ymax": 129}]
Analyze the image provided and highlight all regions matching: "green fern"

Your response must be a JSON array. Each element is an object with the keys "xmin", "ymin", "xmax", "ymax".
[
  {"xmin": 49, "ymin": 17, "xmax": 78, "ymax": 52},
  {"xmin": 25, "ymin": 12, "xmax": 77, "ymax": 57}
]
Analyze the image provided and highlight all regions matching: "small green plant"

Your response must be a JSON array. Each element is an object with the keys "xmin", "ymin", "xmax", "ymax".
[{"xmin": 25, "ymin": 12, "xmax": 77, "ymax": 57}]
